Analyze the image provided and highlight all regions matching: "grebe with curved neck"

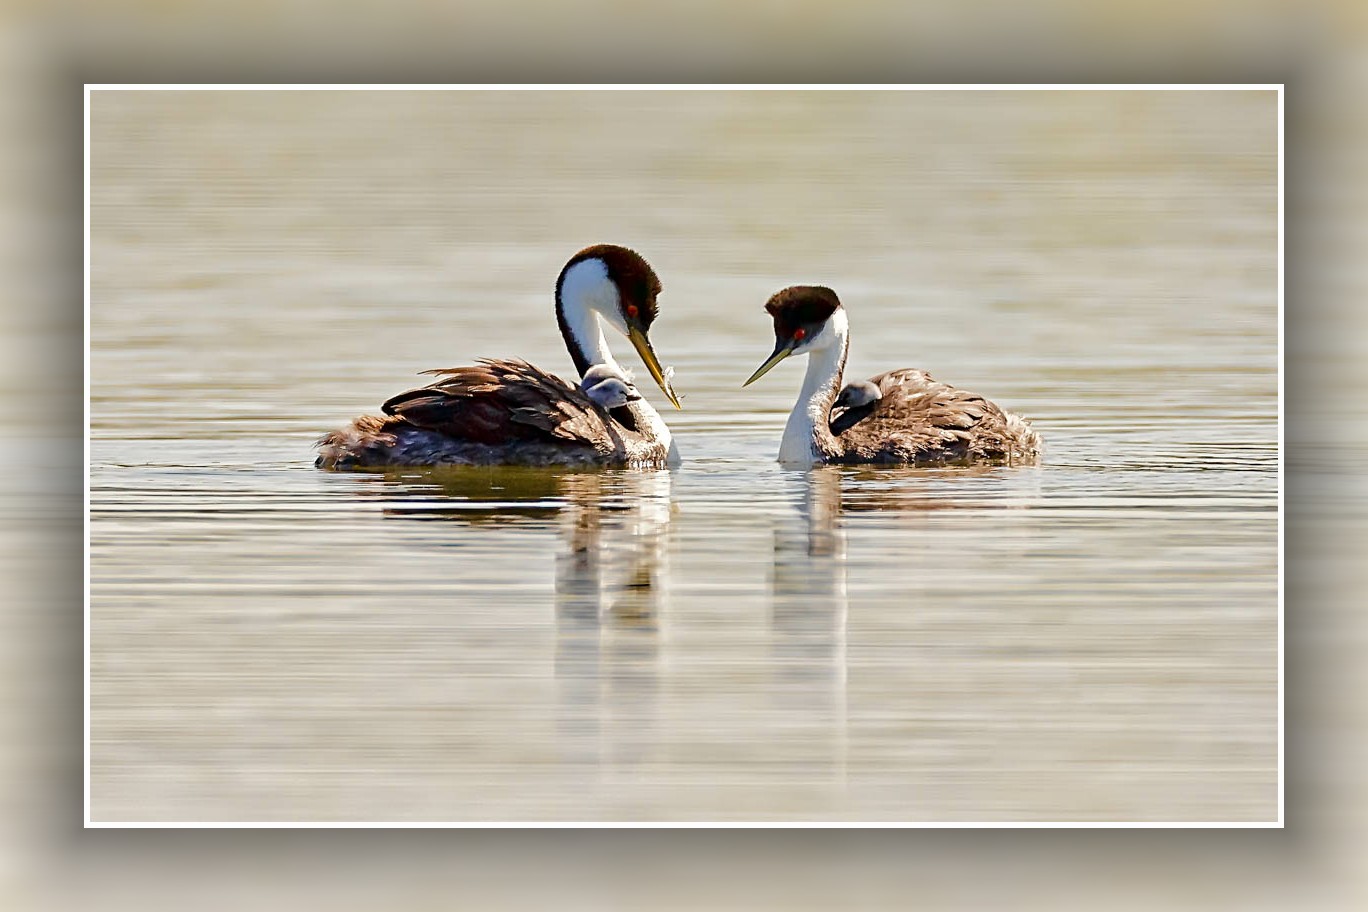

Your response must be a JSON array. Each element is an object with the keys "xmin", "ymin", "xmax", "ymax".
[
  {"xmin": 744, "ymin": 285, "xmax": 1040, "ymax": 465},
  {"xmin": 316, "ymin": 244, "xmax": 682, "ymax": 469}
]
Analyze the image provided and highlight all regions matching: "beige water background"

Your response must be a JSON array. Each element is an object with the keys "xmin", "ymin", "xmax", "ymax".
[{"xmin": 88, "ymin": 90, "xmax": 1278, "ymax": 822}]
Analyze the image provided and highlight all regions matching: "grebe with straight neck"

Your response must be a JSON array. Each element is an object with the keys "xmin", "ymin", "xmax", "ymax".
[
  {"xmin": 316, "ymin": 244, "xmax": 682, "ymax": 469},
  {"xmin": 743, "ymin": 285, "xmax": 1040, "ymax": 465}
]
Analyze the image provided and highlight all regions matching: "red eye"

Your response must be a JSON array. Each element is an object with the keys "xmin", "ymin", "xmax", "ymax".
[
  {"xmin": 793, "ymin": 328, "xmax": 806, "ymax": 341},
  {"xmin": 626, "ymin": 304, "xmax": 639, "ymax": 318}
]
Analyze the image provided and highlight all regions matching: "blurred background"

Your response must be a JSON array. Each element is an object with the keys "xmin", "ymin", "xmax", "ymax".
[{"xmin": 3, "ymin": 1, "xmax": 1367, "ymax": 910}]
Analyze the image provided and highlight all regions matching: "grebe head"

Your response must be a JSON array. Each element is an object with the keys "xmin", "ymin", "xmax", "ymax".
[
  {"xmin": 743, "ymin": 285, "xmax": 844, "ymax": 386},
  {"xmin": 557, "ymin": 244, "xmax": 680, "ymax": 409},
  {"xmin": 580, "ymin": 364, "xmax": 642, "ymax": 410}
]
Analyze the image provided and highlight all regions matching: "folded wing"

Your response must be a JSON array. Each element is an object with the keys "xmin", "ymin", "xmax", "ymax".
[
  {"xmin": 836, "ymin": 368, "xmax": 1031, "ymax": 462},
  {"xmin": 381, "ymin": 358, "xmax": 616, "ymax": 448}
]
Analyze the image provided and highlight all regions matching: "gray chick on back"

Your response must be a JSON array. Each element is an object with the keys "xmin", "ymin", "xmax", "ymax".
[
  {"xmin": 580, "ymin": 364, "xmax": 642, "ymax": 410},
  {"xmin": 828, "ymin": 380, "xmax": 882, "ymax": 436}
]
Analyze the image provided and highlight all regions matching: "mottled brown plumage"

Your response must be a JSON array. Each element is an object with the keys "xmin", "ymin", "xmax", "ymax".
[
  {"xmin": 826, "ymin": 368, "xmax": 1040, "ymax": 464},
  {"xmin": 316, "ymin": 359, "xmax": 668, "ymax": 468}
]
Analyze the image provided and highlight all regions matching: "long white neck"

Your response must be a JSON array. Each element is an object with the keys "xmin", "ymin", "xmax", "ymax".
[
  {"xmin": 778, "ymin": 310, "xmax": 849, "ymax": 464},
  {"xmin": 558, "ymin": 259, "xmax": 625, "ymax": 379}
]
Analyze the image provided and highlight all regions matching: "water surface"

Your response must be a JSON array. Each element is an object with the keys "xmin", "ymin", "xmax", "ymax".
[{"xmin": 89, "ymin": 90, "xmax": 1278, "ymax": 822}]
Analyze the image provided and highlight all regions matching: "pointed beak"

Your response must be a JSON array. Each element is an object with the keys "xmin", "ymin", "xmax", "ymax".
[
  {"xmin": 743, "ymin": 340, "xmax": 794, "ymax": 387},
  {"xmin": 627, "ymin": 325, "xmax": 682, "ymax": 410}
]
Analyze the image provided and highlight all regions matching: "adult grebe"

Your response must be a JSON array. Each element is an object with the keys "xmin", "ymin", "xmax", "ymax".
[
  {"xmin": 316, "ymin": 244, "xmax": 682, "ymax": 469},
  {"xmin": 743, "ymin": 285, "xmax": 1041, "ymax": 465}
]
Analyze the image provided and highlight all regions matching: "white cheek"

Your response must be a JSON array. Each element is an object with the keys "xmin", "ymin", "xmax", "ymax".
[
  {"xmin": 804, "ymin": 311, "xmax": 846, "ymax": 352},
  {"xmin": 796, "ymin": 326, "xmax": 828, "ymax": 353},
  {"xmin": 560, "ymin": 257, "xmax": 621, "ymax": 322}
]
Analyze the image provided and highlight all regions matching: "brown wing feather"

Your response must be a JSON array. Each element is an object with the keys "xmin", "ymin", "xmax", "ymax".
[
  {"xmin": 381, "ymin": 358, "xmax": 616, "ymax": 448},
  {"xmin": 835, "ymin": 369, "xmax": 1038, "ymax": 463}
]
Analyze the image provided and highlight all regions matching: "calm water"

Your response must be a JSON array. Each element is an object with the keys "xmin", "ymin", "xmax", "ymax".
[{"xmin": 89, "ymin": 90, "xmax": 1279, "ymax": 822}]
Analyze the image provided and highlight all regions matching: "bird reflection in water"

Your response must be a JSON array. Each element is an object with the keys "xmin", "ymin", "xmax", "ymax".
[
  {"xmin": 353, "ymin": 466, "xmax": 673, "ymax": 777},
  {"xmin": 770, "ymin": 467, "xmax": 850, "ymax": 783},
  {"xmin": 766, "ymin": 464, "xmax": 1039, "ymax": 790},
  {"xmin": 554, "ymin": 471, "xmax": 671, "ymax": 632},
  {"xmin": 553, "ymin": 471, "xmax": 672, "ymax": 772}
]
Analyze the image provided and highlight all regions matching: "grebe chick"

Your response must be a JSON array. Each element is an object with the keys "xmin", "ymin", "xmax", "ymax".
[
  {"xmin": 829, "ymin": 380, "xmax": 883, "ymax": 436},
  {"xmin": 580, "ymin": 365, "xmax": 642, "ymax": 410}
]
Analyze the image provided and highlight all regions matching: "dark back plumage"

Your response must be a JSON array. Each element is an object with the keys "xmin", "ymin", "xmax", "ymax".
[
  {"xmin": 384, "ymin": 359, "xmax": 614, "ymax": 443},
  {"xmin": 317, "ymin": 359, "xmax": 659, "ymax": 468}
]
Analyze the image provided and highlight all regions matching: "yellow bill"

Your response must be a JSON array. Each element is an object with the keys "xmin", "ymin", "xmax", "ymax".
[
  {"xmin": 627, "ymin": 325, "xmax": 682, "ymax": 410},
  {"xmin": 743, "ymin": 343, "xmax": 793, "ymax": 387}
]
